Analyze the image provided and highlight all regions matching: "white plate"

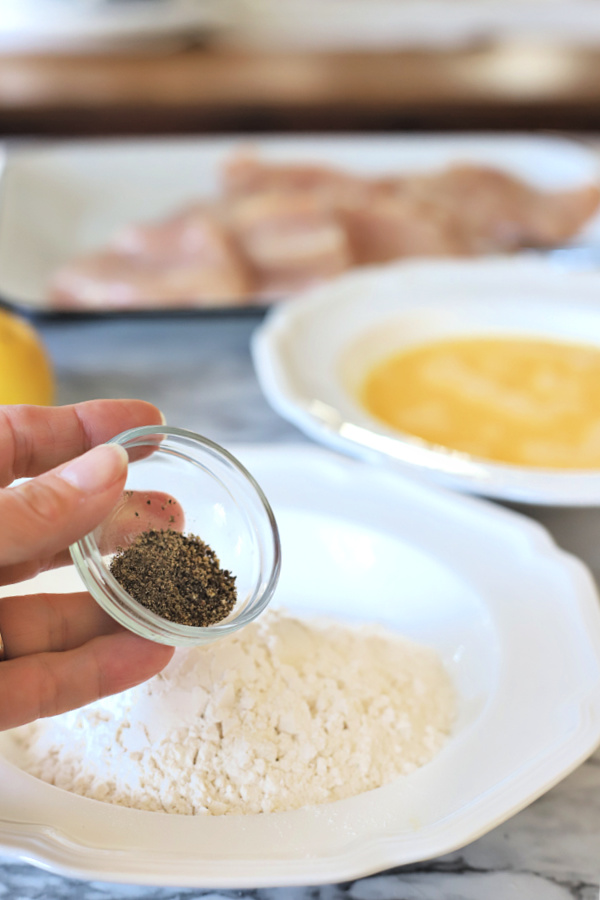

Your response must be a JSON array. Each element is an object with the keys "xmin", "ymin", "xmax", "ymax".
[
  {"xmin": 1, "ymin": 444, "xmax": 600, "ymax": 888},
  {"xmin": 0, "ymin": 133, "xmax": 598, "ymax": 314},
  {"xmin": 253, "ymin": 257, "xmax": 600, "ymax": 507}
]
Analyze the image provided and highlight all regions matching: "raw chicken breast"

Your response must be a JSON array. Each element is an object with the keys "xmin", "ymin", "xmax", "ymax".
[
  {"xmin": 49, "ymin": 208, "xmax": 253, "ymax": 309},
  {"xmin": 226, "ymin": 190, "xmax": 352, "ymax": 295},
  {"xmin": 338, "ymin": 188, "xmax": 470, "ymax": 262},
  {"xmin": 223, "ymin": 150, "xmax": 363, "ymax": 198},
  {"xmin": 49, "ymin": 250, "xmax": 251, "ymax": 310},
  {"xmin": 400, "ymin": 164, "xmax": 600, "ymax": 253}
]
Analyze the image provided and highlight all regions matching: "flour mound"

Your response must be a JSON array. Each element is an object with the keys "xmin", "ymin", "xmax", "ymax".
[{"xmin": 15, "ymin": 609, "xmax": 455, "ymax": 815}]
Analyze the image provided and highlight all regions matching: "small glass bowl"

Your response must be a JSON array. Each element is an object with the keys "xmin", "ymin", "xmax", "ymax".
[{"xmin": 69, "ymin": 426, "xmax": 281, "ymax": 646}]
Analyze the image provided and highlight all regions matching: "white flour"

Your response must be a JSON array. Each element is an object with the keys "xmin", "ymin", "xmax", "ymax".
[{"xmin": 15, "ymin": 609, "xmax": 455, "ymax": 815}]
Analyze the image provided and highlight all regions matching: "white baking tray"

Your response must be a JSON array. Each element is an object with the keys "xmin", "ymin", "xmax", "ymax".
[{"xmin": 0, "ymin": 133, "xmax": 598, "ymax": 316}]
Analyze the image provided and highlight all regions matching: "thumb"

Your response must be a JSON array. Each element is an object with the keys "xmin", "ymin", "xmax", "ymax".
[{"xmin": 0, "ymin": 443, "xmax": 128, "ymax": 566}]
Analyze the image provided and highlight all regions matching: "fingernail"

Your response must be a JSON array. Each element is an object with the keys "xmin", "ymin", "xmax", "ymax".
[
  {"xmin": 158, "ymin": 409, "xmax": 167, "ymax": 425},
  {"xmin": 59, "ymin": 443, "xmax": 128, "ymax": 493}
]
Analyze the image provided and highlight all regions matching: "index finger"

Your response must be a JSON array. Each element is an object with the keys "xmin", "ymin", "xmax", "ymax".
[
  {"xmin": 0, "ymin": 488, "xmax": 186, "ymax": 587},
  {"xmin": 0, "ymin": 399, "xmax": 164, "ymax": 486}
]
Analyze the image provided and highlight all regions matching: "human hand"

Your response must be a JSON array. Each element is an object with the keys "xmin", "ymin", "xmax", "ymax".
[{"xmin": 0, "ymin": 399, "xmax": 176, "ymax": 731}]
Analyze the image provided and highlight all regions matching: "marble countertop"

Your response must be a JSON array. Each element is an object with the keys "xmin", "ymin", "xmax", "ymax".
[{"xmin": 1, "ymin": 312, "xmax": 599, "ymax": 900}]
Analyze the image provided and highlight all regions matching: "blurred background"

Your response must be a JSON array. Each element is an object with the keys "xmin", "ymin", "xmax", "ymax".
[{"xmin": 0, "ymin": 0, "xmax": 599, "ymax": 138}]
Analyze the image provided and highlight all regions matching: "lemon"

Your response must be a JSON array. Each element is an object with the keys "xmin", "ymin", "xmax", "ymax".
[{"xmin": 0, "ymin": 308, "xmax": 54, "ymax": 405}]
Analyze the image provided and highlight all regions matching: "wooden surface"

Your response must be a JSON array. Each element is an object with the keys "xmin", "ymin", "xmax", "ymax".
[{"xmin": 1, "ymin": 42, "xmax": 600, "ymax": 136}]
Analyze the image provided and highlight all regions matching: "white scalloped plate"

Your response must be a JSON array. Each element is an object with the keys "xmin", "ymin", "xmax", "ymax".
[
  {"xmin": 1, "ymin": 444, "xmax": 600, "ymax": 888},
  {"xmin": 253, "ymin": 257, "xmax": 600, "ymax": 506}
]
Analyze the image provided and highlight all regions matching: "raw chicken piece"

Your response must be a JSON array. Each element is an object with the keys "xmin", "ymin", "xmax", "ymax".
[
  {"xmin": 223, "ymin": 150, "xmax": 363, "ymax": 198},
  {"xmin": 49, "ymin": 208, "xmax": 253, "ymax": 309},
  {"xmin": 226, "ymin": 190, "xmax": 352, "ymax": 296},
  {"xmin": 224, "ymin": 152, "xmax": 600, "ymax": 263},
  {"xmin": 223, "ymin": 159, "xmax": 470, "ymax": 262},
  {"xmin": 400, "ymin": 165, "xmax": 600, "ymax": 253},
  {"xmin": 49, "ymin": 250, "xmax": 251, "ymax": 310},
  {"xmin": 110, "ymin": 204, "xmax": 232, "ymax": 262},
  {"xmin": 337, "ymin": 187, "xmax": 470, "ymax": 262}
]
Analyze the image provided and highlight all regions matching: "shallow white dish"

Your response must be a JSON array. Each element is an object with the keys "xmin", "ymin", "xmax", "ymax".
[
  {"xmin": 1, "ymin": 444, "xmax": 600, "ymax": 888},
  {"xmin": 0, "ymin": 133, "xmax": 598, "ymax": 315},
  {"xmin": 253, "ymin": 257, "xmax": 600, "ymax": 506}
]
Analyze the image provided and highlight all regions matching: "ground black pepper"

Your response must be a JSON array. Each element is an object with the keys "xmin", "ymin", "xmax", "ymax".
[{"xmin": 109, "ymin": 529, "xmax": 237, "ymax": 627}]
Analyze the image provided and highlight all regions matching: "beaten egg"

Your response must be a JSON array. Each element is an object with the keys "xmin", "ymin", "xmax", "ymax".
[{"xmin": 360, "ymin": 336, "xmax": 600, "ymax": 469}]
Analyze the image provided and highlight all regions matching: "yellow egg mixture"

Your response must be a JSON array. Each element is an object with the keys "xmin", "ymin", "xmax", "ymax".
[{"xmin": 360, "ymin": 336, "xmax": 600, "ymax": 469}]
